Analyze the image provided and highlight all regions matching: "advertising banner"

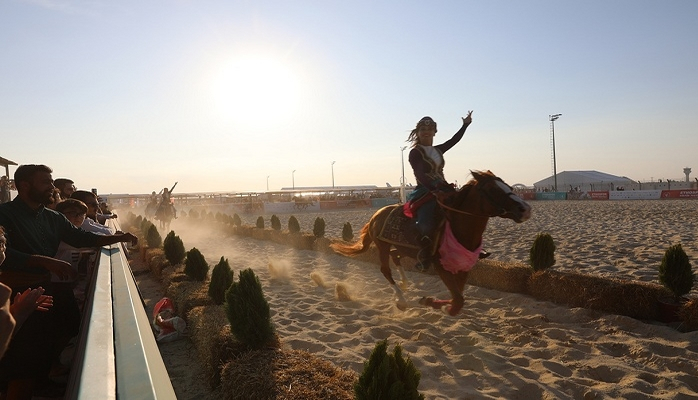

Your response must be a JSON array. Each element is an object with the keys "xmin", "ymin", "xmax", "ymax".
[
  {"xmin": 587, "ymin": 191, "xmax": 609, "ymax": 200},
  {"xmin": 661, "ymin": 190, "xmax": 698, "ymax": 199}
]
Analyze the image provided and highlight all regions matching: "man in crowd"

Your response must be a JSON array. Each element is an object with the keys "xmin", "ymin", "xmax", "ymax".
[{"xmin": 0, "ymin": 164, "xmax": 137, "ymax": 399}]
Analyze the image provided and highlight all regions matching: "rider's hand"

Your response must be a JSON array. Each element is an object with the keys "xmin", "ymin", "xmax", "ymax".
[
  {"xmin": 462, "ymin": 110, "xmax": 473, "ymax": 125},
  {"xmin": 120, "ymin": 232, "xmax": 138, "ymax": 246}
]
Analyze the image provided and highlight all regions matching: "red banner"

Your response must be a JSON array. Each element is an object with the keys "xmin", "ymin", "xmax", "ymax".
[
  {"xmin": 588, "ymin": 191, "xmax": 609, "ymax": 200},
  {"xmin": 661, "ymin": 190, "xmax": 698, "ymax": 199}
]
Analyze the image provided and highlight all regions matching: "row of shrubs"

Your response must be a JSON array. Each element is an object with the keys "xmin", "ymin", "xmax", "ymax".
[{"xmin": 124, "ymin": 212, "xmax": 423, "ymax": 398}]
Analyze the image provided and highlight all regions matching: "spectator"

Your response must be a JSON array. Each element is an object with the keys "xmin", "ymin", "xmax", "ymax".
[
  {"xmin": 1, "ymin": 226, "xmax": 53, "ymax": 362},
  {"xmin": 52, "ymin": 178, "xmax": 76, "ymax": 201},
  {"xmin": 0, "ymin": 164, "xmax": 137, "ymax": 399},
  {"xmin": 70, "ymin": 191, "xmax": 115, "ymax": 235},
  {"xmin": 0, "ymin": 176, "xmax": 11, "ymax": 204}
]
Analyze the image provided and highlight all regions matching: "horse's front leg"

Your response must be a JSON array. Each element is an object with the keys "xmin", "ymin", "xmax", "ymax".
[
  {"xmin": 434, "ymin": 266, "xmax": 466, "ymax": 316},
  {"xmin": 378, "ymin": 243, "xmax": 407, "ymax": 310}
]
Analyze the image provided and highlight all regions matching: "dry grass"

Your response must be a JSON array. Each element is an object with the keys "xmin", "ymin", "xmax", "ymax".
[
  {"xmin": 219, "ymin": 348, "xmax": 356, "ymax": 400},
  {"xmin": 165, "ymin": 279, "xmax": 212, "ymax": 317},
  {"xmin": 467, "ymin": 260, "xmax": 532, "ymax": 293},
  {"xmin": 527, "ymin": 269, "xmax": 669, "ymax": 320},
  {"xmin": 187, "ymin": 305, "xmax": 249, "ymax": 387},
  {"xmin": 679, "ymin": 298, "xmax": 698, "ymax": 332}
]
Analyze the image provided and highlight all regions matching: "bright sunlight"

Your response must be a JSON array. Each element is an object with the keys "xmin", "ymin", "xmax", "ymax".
[{"xmin": 213, "ymin": 55, "xmax": 301, "ymax": 126}]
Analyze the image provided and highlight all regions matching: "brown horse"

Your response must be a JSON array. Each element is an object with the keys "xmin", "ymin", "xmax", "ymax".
[{"xmin": 331, "ymin": 170, "xmax": 531, "ymax": 315}]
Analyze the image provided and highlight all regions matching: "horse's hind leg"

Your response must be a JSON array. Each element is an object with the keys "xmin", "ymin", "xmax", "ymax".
[
  {"xmin": 389, "ymin": 249, "xmax": 408, "ymax": 290},
  {"xmin": 377, "ymin": 241, "xmax": 408, "ymax": 310}
]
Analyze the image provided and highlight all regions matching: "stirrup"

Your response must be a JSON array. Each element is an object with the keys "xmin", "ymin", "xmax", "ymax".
[{"xmin": 478, "ymin": 250, "xmax": 491, "ymax": 259}]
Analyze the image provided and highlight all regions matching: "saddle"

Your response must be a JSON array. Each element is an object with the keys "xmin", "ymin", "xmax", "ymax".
[{"xmin": 377, "ymin": 205, "xmax": 444, "ymax": 253}]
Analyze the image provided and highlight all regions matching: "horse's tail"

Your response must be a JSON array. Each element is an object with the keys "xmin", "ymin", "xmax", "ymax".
[{"xmin": 330, "ymin": 223, "xmax": 372, "ymax": 256}]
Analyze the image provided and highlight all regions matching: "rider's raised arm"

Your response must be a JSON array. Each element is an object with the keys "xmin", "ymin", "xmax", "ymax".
[{"xmin": 437, "ymin": 111, "xmax": 473, "ymax": 153}]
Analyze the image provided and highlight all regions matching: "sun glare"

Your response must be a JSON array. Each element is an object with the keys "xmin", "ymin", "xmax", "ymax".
[{"xmin": 213, "ymin": 56, "xmax": 300, "ymax": 126}]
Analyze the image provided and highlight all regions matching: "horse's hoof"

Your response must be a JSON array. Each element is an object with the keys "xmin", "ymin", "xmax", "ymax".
[
  {"xmin": 396, "ymin": 302, "xmax": 408, "ymax": 311},
  {"xmin": 419, "ymin": 296, "xmax": 434, "ymax": 306},
  {"xmin": 399, "ymin": 281, "xmax": 408, "ymax": 290}
]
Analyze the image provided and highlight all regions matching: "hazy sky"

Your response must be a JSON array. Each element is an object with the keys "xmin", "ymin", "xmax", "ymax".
[{"xmin": 2, "ymin": 0, "xmax": 696, "ymax": 194}]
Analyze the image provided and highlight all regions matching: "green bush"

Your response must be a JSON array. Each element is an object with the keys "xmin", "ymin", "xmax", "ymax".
[
  {"xmin": 313, "ymin": 217, "xmax": 326, "ymax": 238},
  {"xmin": 215, "ymin": 212, "xmax": 223, "ymax": 222},
  {"xmin": 184, "ymin": 247, "xmax": 209, "ymax": 281},
  {"xmin": 659, "ymin": 243, "xmax": 694, "ymax": 301},
  {"xmin": 288, "ymin": 216, "xmax": 300, "ymax": 234},
  {"xmin": 355, "ymin": 340, "xmax": 423, "ymax": 400},
  {"xmin": 224, "ymin": 268, "xmax": 275, "ymax": 348},
  {"xmin": 140, "ymin": 218, "xmax": 152, "ymax": 235},
  {"xmin": 208, "ymin": 257, "xmax": 234, "ymax": 305},
  {"xmin": 146, "ymin": 224, "xmax": 162, "ymax": 248},
  {"xmin": 270, "ymin": 215, "xmax": 281, "ymax": 231},
  {"xmin": 188, "ymin": 209, "xmax": 199, "ymax": 219},
  {"xmin": 342, "ymin": 222, "xmax": 354, "ymax": 241},
  {"xmin": 529, "ymin": 233, "xmax": 556, "ymax": 271},
  {"xmin": 232, "ymin": 213, "xmax": 242, "ymax": 227},
  {"xmin": 256, "ymin": 216, "xmax": 265, "ymax": 229},
  {"xmin": 163, "ymin": 231, "xmax": 186, "ymax": 265}
]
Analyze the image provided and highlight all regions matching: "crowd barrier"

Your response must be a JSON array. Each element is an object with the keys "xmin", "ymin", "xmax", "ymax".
[{"xmin": 64, "ymin": 221, "xmax": 175, "ymax": 399}]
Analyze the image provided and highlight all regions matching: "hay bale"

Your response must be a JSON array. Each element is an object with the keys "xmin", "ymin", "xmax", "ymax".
[
  {"xmin": 187, "ymin": 305, "xmax": 248, "ymax": 387},
  {"xmin": 466, "ymin": 260, "xmax": 532, "ymax": 293},
  {"xmin": 219, "ymin": 348, "xmax": 356, "ymax": 400},
  {"xmin": 145, "ymin": 248, "xmax": 168, "ymax": 278},
  {"xmin": 165, "ymin": 280, "xmax": 211, "ymax": 317},
  {"xmin": 528, "ymin": 270, "xmax": 667, "ymax": 320},
  {"xmin": 678, "ymin": 298, "xmax": 698, "ymax": 332}
]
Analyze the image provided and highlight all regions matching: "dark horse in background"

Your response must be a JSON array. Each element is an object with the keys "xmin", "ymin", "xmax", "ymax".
[{"xmin": 331, "ymin": 170, "xmax": 531, "ymax": 315}]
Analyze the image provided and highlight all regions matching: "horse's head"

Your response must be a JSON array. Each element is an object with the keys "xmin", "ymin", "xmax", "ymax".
[{"xmin": 454, "ymin": 170, "xmax": 531, "ymax": 223}]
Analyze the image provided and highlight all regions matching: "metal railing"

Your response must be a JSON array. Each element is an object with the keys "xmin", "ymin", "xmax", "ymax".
[{"xmin": 65, "ymin": 227, "xmax": 175, "ymax": 399}]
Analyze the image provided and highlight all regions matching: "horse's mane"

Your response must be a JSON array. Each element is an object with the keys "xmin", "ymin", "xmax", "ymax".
[
  {"xmin": 452, "ymin": 170, "xmax": 497, "ymax": 206},
  {"xmin": 459, "ymin": 170, "xmax": 496, "ymax": 190}
]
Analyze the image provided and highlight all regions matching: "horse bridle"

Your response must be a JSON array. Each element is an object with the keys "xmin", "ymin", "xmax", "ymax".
[{"xmin": 436, "ymin": 178, "xmax": 517, "ymax": 219}]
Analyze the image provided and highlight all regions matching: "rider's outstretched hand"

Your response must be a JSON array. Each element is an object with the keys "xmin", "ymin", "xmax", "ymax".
[{"xmin": 462, "ymin": 110, "xmax": 473, "ymax": 125}]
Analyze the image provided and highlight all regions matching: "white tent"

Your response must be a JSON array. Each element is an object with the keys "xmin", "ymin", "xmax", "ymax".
[{"xmin": 534, "ymin": 170, "xmax": 635, "ymax": 191}]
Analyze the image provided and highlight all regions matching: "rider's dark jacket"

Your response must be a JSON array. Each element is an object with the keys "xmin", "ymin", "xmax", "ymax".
[{"xmin": 407, "ymin": 121, "xmax": 469, "ymax": 203}]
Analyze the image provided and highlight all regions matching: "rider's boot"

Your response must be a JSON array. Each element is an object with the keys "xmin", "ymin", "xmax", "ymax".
[
  {"xmin": 479, "ymin": 250, "xmax": 491, "ymax": 259},
  {"xmin": 416, "ymin": 235, "xmax": 433, "ymax": 272}
]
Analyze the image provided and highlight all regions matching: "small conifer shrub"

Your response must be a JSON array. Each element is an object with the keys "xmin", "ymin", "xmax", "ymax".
[
  {"xmin": 342, "ymin": 222, "xmax": 354, "ymax": 242},
  {"xmin": 256, "ymin": 216, "xmax": 265, "ymax": 229},
  {"xmin": 146, "ymin": 224, "xmax": 162, "ymax": 248},
  {"xmin": 163, "ymin": 230, "xmax": 186, "ymax": 265},
  {"xmin": 184, "ymin": 247, "xmax": 209, "ymax": 281},
  {"xmin": 355, "ymin": 340, "xmax": 424, "ymax": 400},
  {"xmin": 208, "ymin": 257, "xmax": 234, "ymax": 305},
  {"xmin": 133, "ymin": 215, "xmax": 143, "ymax": 231},
  {"xmin": 529, "ymin": 233, "xmax": 556, "ymax": 271},
  {"xmin": 140, "ymin": 218, "xmax": 152, "ymax": 235},
  {"xmin": 232, "ymin": 213, "xmax": 242, "ymax": 227},
  {"xmin": 215, "ymin": 212, "xmax": 223, "ymax": 222},
  {"xmin": 313, "ymin": 217, "xmax": 326, "ymax": 238},
  {"xmin": 224, "ymin": 268, "xmax": 275, "ymax": 348},
  {"xmin": 188, "ymin": 209, "xmax": 199, "ymax": 219},
  {"xmin": 288, "ymin": 216, "xmax": 301, "ymax": 234},
  {"xmin": 659, "ymin": 243, "xmax": 694, "ymax": 301},
  {"xmin": 270, "ymin": 215, "xmax": 281, "ymax": 231}
]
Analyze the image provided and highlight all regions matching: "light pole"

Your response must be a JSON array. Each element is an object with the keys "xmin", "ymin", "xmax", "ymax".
[
  {"xmin": 266, "ymin": 175, "xmax": 270, "ymax": 191},
  {"xmin": 549, "ymin": 114, "xmax": 562, "ymax": 192},
  {"xmin": 331, "ymin": 161, "xmax": 336, "ymax": 188},
  {"xmin": 292, "ymin": 170, "xmax": 296, "ymax": 190},
  {"xmin": 400, "ymin": 146, "xmax": 408, "ymax": 203}
]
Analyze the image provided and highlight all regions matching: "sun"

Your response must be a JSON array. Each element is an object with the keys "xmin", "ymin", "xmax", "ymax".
[{"xmin": 213, "ymin": 56, "xmax": 301, "ymax": 126}]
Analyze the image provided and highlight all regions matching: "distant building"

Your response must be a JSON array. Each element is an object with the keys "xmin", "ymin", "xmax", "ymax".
[{"xmin": 534, "ymin": 170, "xmax": 635, "ymax": 192}]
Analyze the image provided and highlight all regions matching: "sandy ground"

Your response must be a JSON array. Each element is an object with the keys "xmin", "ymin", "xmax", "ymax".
[{"xmin": 132, "ymin": 200, "xmax": 698, "ymax": 399}]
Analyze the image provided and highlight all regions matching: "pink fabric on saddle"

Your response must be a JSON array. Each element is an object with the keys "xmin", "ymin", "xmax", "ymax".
[
  {"xmin": 403, "ymin": 202, "xmax": 414, "ymax": 218},
  {"xmin": 439, "ymin": 221, "xmax": 482, "ymax": 274}
]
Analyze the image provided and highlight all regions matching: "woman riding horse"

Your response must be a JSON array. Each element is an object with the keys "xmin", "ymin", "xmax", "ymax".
[
  {"xmin": 331, "ymin": 170, "xmax": 531, "ymax": 315},
  {"xmin": 406, "ymin": 111, "xmax": 488, "ymax": 270}
]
